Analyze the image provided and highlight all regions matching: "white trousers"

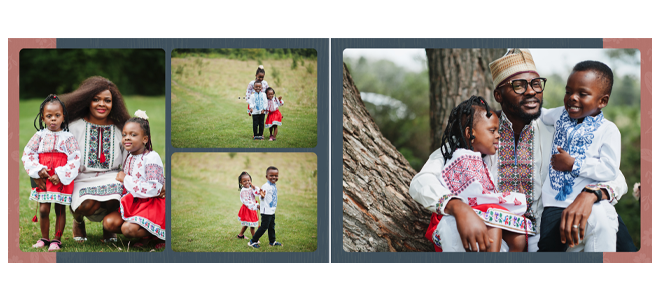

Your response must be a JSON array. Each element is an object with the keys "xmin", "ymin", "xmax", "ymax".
[
  {"xmin": 565, "ymin": 201, "xmax": 619, "ymax": 252},
  {"xmin": 436, "ymin": 201, "xmax": 618, "ymax": 252}
]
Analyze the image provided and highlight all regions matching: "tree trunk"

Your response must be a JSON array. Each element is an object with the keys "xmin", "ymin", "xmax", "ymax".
[
  {"xmin": 427, "ymin": 48, "xmax": 506, "ymax": 152},
  {"xmin": 343, "ymin": 63, "xmax": 433, "ymax": 252}
]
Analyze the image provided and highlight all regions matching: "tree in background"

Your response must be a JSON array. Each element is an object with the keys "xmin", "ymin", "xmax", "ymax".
[
  {"xmin": 426, "ymin": 48, "xmax": 506, "ymax": 152},
  {"xmin": 343, "ymin": 63, "xmax": 432, "ymax": 252},
  {"xmin": 19, "ymin": 49, "xmax": 165, "ymax": 99}
]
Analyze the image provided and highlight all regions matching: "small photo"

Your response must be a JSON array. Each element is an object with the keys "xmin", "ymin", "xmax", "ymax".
[
  {"xmin": 171, "ymin": 152, "xmax": 317, "ymax": 252},
  {"xmin": 171, "ymin": 49, "xmax": 318, "ymax": 148},
  {"xmin": 343, "ymin": 48, "xmax": 641, "ymax": 252},
  {"xmin": 18, "ymin": 49, "xmax": 166, "ymax": 252}
]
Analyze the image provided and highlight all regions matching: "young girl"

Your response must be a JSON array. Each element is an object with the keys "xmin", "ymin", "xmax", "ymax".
[
  {"xmin": 264, "ymin": 87, "xmax": 284, "ymax": 141},
  {"xmin": 102, "ymin": 110, "xmax": 166, "ymax": 248},
  {"xmin": 430, "ymin": 96, "xmax": 534, "ymax": 252},
  {"xmin": 245, "ymin": 66, "xmax": 269, "ymax": 116},
  {"xmin": 22, "ymin": 95, "xmax": 81, "ymax": 251},
  {"xmin": 248, "ymin": 81, "xmax": 268, "ymax": 140},
  {"xmin": 236, "ymin": 172, "xmax": 265, "ymax": 240}
]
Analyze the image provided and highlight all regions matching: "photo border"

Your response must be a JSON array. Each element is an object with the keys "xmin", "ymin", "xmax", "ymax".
[{"xmin": 331, "ymin": 38, "xmax": 651, "ymax": 263}]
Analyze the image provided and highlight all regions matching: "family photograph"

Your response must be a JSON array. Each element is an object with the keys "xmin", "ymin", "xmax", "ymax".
[
  {"xmin": 171, "ymin": 48, "xmax": 318, "ymax": 148},
  {"xmin": 342, "ymin": 48, "xmax": 641, "ymax": 252},
  {"xmin": 18, "ymin": 49, "xmax": 166, "ymax": 252}
]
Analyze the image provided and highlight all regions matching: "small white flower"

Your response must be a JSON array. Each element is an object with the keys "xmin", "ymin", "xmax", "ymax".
[
  {"xmin": 134, "ymin": 110, "xmax": 149, "ymax": 120},
  {"xmin": 633, "ymin": 182, "xmax": 641, "ymax": 200}
]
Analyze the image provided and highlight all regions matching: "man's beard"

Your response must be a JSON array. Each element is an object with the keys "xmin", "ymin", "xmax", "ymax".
[{"xmin": 501, "ymin": 97, "xmax": 543, "ymax": 123}]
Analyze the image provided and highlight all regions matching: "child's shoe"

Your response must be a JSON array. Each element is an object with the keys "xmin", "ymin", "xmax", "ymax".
[
  {"xmin": 248, "ymin": 239, "xmax": 260, "ymax": 248},
  {"xmin": 237, "ymin": 234, "xmax": 247, "ymax": 239},
  {"xmin": 269, "ymin": 241, "xmax": 282, "ymax": 246},
  {"xmin": 48, "ymin": 240, "xmax": 61, "ymax": 251},
  {"xmin": 32, "ymin": 238, "xmax": 49, "ymax": 248},
  {"xmin": 269, "ymin": 136, "xmax": 274, "ymax": 141},
  {"xmin": 253, "ymin": 136, "xmax": 258, "ymax": 140}
]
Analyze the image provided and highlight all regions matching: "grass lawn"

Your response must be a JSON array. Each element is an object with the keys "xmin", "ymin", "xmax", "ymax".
[
  {"xmin": 171, "ymin": 57, "xmax": 317, "ymax": 148},
  {"xmin": 171, "ymin": 153, "xmax": 317, "ymax": 252},
  {"xmin": 17, "ymin": 96, "xmax": 166, "ymax": 252}
]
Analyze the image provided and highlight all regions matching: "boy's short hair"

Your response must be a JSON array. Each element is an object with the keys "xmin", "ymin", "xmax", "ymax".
[
  {"xmin": 254, "ymin": 80, "xmax": 262, "ymax": 86},
  {"xmin": 266, "ymin": 166, "xmax": 278, "ymax": 174},
  {"xmin": 572, "ymin": 60, "xmax": 614, "ymax": 95}
]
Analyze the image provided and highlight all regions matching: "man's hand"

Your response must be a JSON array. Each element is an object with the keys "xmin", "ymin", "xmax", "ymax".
[
  {"xmin": 446, "ymin": 199, "xmax": 492, "ymax": 252},
  {"xmin": 559, "ymin": 190, "xmax": 607, "ymax": 247},
  {"xmin": 551, "ymin": 146, "xmax": 575, "ymax": 172}
]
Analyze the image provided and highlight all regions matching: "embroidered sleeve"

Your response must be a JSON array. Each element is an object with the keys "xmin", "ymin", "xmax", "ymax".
[
  {"xmin": 571, "ymin": 123, "xmax": 620, "ymax": 183},
  {"xmin": 260, "ymin": 184, "xmax": 272, "ymax": 207},
  {"xmin": 247, "ymin": 93, "xmax": 256, "ymax": 111},
  {"xmin": 54, "ymin": 134, "xmax": 81, "ymax": 186},
  {"xmin": 21, "ymin": 132, "xmax": 46, "ymax": 179},
  {"xmin": 409, "ymin": 148, "xmax": 464, "ymax": 214},
  {"xmin": 246, "ymin": 82, "xmax": 253, "ymax": 102},
  {"xmin": 124, "ymin": 153, "xmax": 164, "ymax": 198},
  {"xmin": 240, "ymin": 188, "xmax": 259, "ymax": 210}
]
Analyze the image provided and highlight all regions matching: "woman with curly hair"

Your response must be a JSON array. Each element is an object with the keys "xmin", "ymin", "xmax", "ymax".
[{"xmin": 56, "ymin": 76, "xmax": 132, "ymax": 242}]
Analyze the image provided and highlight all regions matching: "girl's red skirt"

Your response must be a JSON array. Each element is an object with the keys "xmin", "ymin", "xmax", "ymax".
[
  {"xmin": 119, "ymin": 193, "xmax": 166, "ymax": 240},
  {"xmin": 238, "ymin": 204, "xmax": 259, "ymax": 227},
  {"xmin": 265, "ymin": 110, "xmax": 283, "ymax": 128},
  {"xmin": 29, "ymin": 152, "xmax": 73, "ymax": 205}
]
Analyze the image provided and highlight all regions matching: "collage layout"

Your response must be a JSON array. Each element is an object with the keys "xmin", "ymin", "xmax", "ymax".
[{"xmin": 8, "ymin": 38, "xmax": 650, "ymax": 263}]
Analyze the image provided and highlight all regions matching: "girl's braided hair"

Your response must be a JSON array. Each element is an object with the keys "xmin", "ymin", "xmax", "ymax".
[
  {"xmin": 238, "ymin": 171, "xmax": 252, "ymax": 191},
  {"xmin": 34, "ymin": 94, "xmax": 69, "ymax": 131},
  {"xmin": 440, "ymin": 95, "xmax": 493, "ymax": 161},
  {"xmin": 126, "ymin": 116, "xmax": 153, "ymax": 151}
]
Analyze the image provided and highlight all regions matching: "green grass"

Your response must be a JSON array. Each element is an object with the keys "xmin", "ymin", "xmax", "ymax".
[
  {"xmin": 171, "ymin": 153, "xmax": 317, "ymax": 252},
  {"xmin": 18, "ymin": 96, "xmax": 166, "ymax": 252},
  {"xmin": 171, "ymin": 57, "xmax": 317, "ymax": 148}
]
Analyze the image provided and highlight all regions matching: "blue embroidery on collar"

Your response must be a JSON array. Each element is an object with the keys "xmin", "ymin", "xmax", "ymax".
[{"xmin": 549, "ymin": 110, "xmax": 604, "ymax": 200}]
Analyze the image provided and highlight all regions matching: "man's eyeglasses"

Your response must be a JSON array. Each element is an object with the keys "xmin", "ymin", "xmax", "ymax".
[{"xmin": 498, "ymin": 77, "xmax": 547, "ymax": 94}]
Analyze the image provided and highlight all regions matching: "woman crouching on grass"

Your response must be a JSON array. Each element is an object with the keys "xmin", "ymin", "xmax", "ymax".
[
  {"xmin": 102, "ymin": 111, "xmax": 166, "ymax": 249},
  {"xmin": 59, "ymin": 76, "xmax": 132, "ymax": 243}
]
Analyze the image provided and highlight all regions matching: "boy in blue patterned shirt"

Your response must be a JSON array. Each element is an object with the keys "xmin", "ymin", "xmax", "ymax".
[{"xmin": 248, "ymin": 166, "xmax": 283, "ymax": 248}]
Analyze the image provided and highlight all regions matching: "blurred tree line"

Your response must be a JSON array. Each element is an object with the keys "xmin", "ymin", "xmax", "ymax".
[
  {"xmin": 20, "ymin": 49, "xmax": 165, "ymax": 99},
  {"xmin": 344, "ymin": 56, "xmax": 430, "ymax": 170},
  {"xmin": 345, "ymin": 49, "xmax": 641, "ymax": 248},
  {"xmin": 172, "ymin": 48, "xmax": 317, "ymax": 60}
]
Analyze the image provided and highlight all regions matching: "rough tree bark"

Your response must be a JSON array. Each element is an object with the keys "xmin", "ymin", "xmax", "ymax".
[
  {"xmin": 427, "ymin": 48, "xmax": 506, "ymax": 152},
  {"xmin": 343, "ymin": 63, "xmax": 433, "ymax": 252}
]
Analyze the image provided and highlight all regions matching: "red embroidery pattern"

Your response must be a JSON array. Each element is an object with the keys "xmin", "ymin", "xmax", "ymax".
[
  {"xmin": 468, "ymin": 197, "xmax": 477, "ymax": 206},
  {"xmin": 133, "ymin": 186, "xmax": 139, "ymax": 193},
  {"xmin": 42, "ymin": 133, "xmax": 57, "ymax": 152},
  {"xmin": 65, "ymin": 172, "xmax": 71, "ymax": 177},
  {"xmin": 26, "ymin": 134, "xmax": 41, "ymax": 152},
  {"xmin": 498, "ymin": 113, "xmax": 535, "ymax": 222},
  {"xmin": 145, "ymin": 164, "xmax": 165, "ymax": 185},
  {"xmin": 442, "ymin": 154, "xmax": 496, "ymax": 195},
  {"xmin": 63, "ymin": 136, "xmax": 80, "ymax": 155},
  {"xmin": 69, "ymin": 163, "xmax": 75, "ymax": 169},
  {"xmin": 141, "ymin": 188, "xmax": 147, "ymax": 193},
  {"xmin": 136, "ymin": 172, "xmax": 142, "ymax": 179},
  {"xmin": 498, "ymin": 196, "xmax": 506, "ymax": 204},
  {"xmin": 514, "ymin": 198, "xmax": 522, "ymax": 206}
]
